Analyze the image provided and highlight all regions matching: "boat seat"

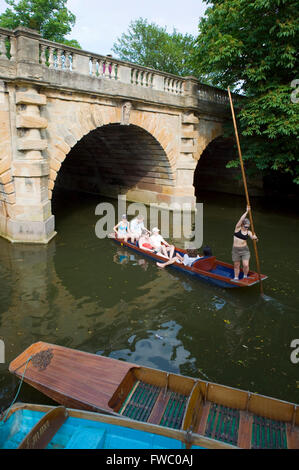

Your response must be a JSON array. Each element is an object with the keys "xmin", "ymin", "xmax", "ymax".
[
  {"xmin": 65, "ymin": 427, "xmax": 106, "ymax": 449},
  {"xmin": 192, "ymin": 256, "xmax": 216, "ymax": 271}
]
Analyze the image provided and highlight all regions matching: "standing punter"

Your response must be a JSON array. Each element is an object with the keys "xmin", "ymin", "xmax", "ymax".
[{"xmin": 232, "ymin": 206, "xmax": 258, "ymax": 281}]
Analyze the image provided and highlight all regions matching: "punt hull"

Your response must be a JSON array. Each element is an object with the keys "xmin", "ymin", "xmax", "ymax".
[
  {"xmin": 110, "ymin": 236, "xmax": 268, "ymax": 288},
  {"xmin": 9, "ymin": 342, "xmax": 299, "ymax": 449},
  {"xmin": 1, "ymin": 403, "xmax": 221, "ymax": 449}
]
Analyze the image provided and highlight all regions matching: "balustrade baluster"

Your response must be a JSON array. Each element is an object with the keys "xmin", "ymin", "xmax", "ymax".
[
  {"xmin": 171, "ymin": 79, "xmax": 175, "ymax": 93},
  {"xmin": 57, "ymin": 49, "xmax": 62, "ymax": 69},
  {"xmin": 40, "ymin": 45, "xmax": 47, "ymax": 65},
  {"xmin": 110, "ymin": 62, "xmax": 117, "ymax": 80},
  {"xmin": 96, "ymin": 59, "xmax": 102, "ymax": 76},
  {"xmin": 9, "ymin": 36, "xmax": 16, "ymax": 61},
  {"xmin": 164, "ymin": 78, "xmax": 169, "ymax": 92},
  {"xmin": 144, "ymin": 72, "xmax": 149, "ymax": 86},
  {"xmin": 91, "ymin": 57, "xmax": 97, "ymax": 76},
  {"xmin": 0, "ymin": 34, "xmax": 8, "ymax": 60},
  {"xmin": 131, "ymin": 69, "xmax": 136, "ymax": 85},
  {"xmin": 149, "ymin": 73, "xmax": 154, "ymax": 88},
  {"xmin": 48, "ymin": 47, "xmax": 54, "ymax": 69},
  {"xmin": 64, "ymin": 52, "xmax": 71, "ymax": 70},
  {"xmin": 104, "ymin": 61, "xmax": 110, "ymax": 78}
]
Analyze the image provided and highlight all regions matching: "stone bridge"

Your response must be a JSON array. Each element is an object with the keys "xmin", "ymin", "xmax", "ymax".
[{"xmin": 0, "ymin": 27, "xmax": 236, "ymax": 243}]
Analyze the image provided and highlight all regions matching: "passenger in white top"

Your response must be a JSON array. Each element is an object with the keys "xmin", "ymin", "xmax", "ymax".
[
  {"xmin": 130, "ymin": 215, "xmax": 150, "ymax": 243},
  {"xmin": 182, "ymin": 253, "xmax": 201, "ymax": 267},
  {"xmin": 149, "ymin": 227, "xmax": 175, "ymax": 259},
  {"xmin": 156, "ymin": 248, "xmax": 202, "ymax": 269}
]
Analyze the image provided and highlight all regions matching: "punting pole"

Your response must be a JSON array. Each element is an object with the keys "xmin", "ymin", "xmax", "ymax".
[{"xmin": 227, "ymin": 87, "xmax": 264, "ymax": 295}]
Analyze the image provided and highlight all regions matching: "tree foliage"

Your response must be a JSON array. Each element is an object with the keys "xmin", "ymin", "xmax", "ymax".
[
  {"xmin": 193, "ymin": 0, "xmax": 299, "ymax": 183},
  {"xmin": 0, "ymin": 0, "xmax": 81, "ymax": 48},
  {"xmin": 112, "ymin": 18, "xmax": 196, "ymax": 77}
]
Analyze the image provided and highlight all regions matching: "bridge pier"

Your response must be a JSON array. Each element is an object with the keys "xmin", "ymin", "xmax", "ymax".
[{"xmin": 1, "ymin": 84, "xmax": 55, "ymax": 243}]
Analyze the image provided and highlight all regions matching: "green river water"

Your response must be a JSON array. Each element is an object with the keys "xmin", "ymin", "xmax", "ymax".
[{"xmin": 0, "ymin": 189, "xmax": 298, "ymax": 412}]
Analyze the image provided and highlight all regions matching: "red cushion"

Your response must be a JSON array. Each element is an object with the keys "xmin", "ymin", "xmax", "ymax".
[{"xmin": 142, "ymin": 243, "xmax": 153, "ymax": 249}]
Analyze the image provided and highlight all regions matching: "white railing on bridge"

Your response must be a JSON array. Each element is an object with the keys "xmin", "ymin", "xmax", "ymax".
[
  {"xmin": 198, "ymin": 83, "xmax": 230, "ymax": 105},
  {"xmin": 0, "ymin": 27, "xmax": 235, "ymax": 106},
  {"xmin": 37, "ymin": 37, "xmax": 185, "ymax": 96}
]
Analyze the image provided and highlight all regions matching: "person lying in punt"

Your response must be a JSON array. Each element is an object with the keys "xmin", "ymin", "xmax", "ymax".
[{"xmin": 156, "ymin": 246, "xmax": 213, "ymax": 269}]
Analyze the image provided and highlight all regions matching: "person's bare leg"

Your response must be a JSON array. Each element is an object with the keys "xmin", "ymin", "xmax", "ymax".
[
  {"xmin": 234, "ymin": 261, "xmax": 240, "ymax": 280},
  {"xmin": 243, "ymin": 260, "xmax": 249, "ymax": 278},
  {"xmin": 175, "ymin": 253, "xmax": 184, "ymax": 263},
  {"xmin": 157, "ymin": 257, "xmax": 179, "ymax": 268},
  {"xmin": 168, "ymin": 245, "xmax": 175, "ymax": 259},
  {"xmin": 161, "ymin": 245, "xmax": 169, "ymax": 258}
]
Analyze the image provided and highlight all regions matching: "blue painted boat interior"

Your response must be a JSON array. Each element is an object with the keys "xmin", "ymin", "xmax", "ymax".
[{"xmin": 0, "ymin": 409, "xmax": 204, "ymax": 449}]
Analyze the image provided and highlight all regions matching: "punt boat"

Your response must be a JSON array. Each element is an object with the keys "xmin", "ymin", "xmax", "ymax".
[
  {"xmin": 0, "ymin": 403, "xmax": 221, "ymax": 449},
  {"xmin": 9, "ymin": 342, "xmax": 299, "ymax": 449},
  {"xmin": 109, "ymin": 235, "xmax": 268, "ymax": 288}
]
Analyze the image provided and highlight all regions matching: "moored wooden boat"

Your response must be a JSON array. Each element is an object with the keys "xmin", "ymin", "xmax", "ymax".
[
  {"xmin": 9, "ymin": 342, "xmax": 299, "ymax": 449},
  {"xmin": 110, "ymin": 235, "xmax": 268, "ymax": 288},
  {"xmin": 1, "ymin": 403, "xmax": 225, "ymax": 449}
]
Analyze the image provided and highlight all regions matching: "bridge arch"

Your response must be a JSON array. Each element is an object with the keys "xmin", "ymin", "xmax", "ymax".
[
  {"xmin": 193, "ymin": 135, "xmax": 240, "ymax": 198},
  {"xmin": 45, "ymin": 100, "xmax": 179, "ymax": 206},
  {"xmin": 52, "ymin": 123, "xmax": 176, "ymax": 205}
]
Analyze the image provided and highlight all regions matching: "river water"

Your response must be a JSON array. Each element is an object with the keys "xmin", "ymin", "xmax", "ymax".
[{"xmin": 0, "ymin": 189, "xmax": 298, "ymax": 413}]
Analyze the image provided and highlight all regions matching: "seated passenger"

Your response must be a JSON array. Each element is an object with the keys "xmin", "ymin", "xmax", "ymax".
[
  {"xmin": 182, "ymin": 248, "xmax": 201, "ymax": 267},
  {"xmin": 149, "ymin": 227, "xmax": 174, "ymax": 259},
  {"xmin": 130, "ymin": 215, "xmax": 150, "ymax": 243},
  {"xmin": 138, "ymin": 229, "xmax": 155, "ymax": 252},
  {"xmin": 113, "ymin": 214, "xmax": 131, "ymax": 242}
]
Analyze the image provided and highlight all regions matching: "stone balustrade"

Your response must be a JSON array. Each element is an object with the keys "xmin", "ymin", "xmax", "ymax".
[
  {"xmin": 37, "ymin": 36, "xmax": 185, "ymax": 93},
  {"xmin": 39, "ymin": 42, "xmax": 74, "ymax": 71},
  {"xmin": 0, "ymin": 26, "xmax": 241, "ymax": 108},
  {"xmin": 198, "ymin": 83, "xmax": 230, "ymax": 105},
  {"xmin": 0, "ymin": 29, "xmax": 16, "ymax": 61},
  {"xmin": 164, "ymin": 77, "xmax": 184, "ymax": 95},
  {"xmin": 131, "ymin": 68, "xmax": 154, "ymax": 88}
]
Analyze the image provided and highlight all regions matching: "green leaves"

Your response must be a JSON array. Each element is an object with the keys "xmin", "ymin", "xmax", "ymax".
[
  {"xmin": 112, "ymin": 18, "xmax": 197, "ymax": 77},
  {"xmin": 0, "ymin": 0, "xmax": 80, "ymax": 47},
  {"xmin": 192, "ymin": 0, "xmax": 299, "ymax": 184}
]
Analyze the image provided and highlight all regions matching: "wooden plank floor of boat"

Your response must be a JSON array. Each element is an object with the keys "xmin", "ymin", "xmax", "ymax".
[
  {"xmin": 194, "ymin": 401, "xmax": 299, "ymax": 449},
  {"xmin": 9, "ymin": 342, "xmax": 137, "ymax": 413}
]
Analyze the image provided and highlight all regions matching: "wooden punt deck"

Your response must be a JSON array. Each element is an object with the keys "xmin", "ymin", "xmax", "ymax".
[
  {"xmin": 194, "ymin": 402, "xmax": 298, "ymax": 449},
  {"xmin": 112, "ymin": 379, "xmax": 299, "ymax": 449},
  {"xmin": 9, "ymin": 342, "xmax": 299, "ymax": 449},
  {"xmin": 9, "ymin": 342, "xmax": 138, "ymax": 413}
]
